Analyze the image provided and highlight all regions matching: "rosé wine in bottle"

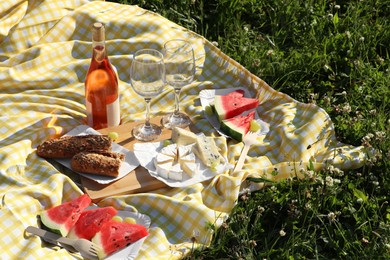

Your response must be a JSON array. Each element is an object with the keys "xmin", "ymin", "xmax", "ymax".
[{"xmin": 85, "ymin": 22, "xmax": 120, "ymax": 130}]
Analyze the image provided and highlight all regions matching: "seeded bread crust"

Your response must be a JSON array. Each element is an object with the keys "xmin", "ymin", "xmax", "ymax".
[
  {"xmin": 71, "ymin": 151, "xmax": 125, "ymax": 177},
  {"xmin": 37, "ymin": 135, "xmax": 112, "ymax": 159}
]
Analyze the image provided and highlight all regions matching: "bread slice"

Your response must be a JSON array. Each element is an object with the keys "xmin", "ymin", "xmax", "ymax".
[
  {"xmin": 37, "ymin": 135, "xmax": 112, "ymax": 159},
  {"xmin": 70, "ymin": 150, "xmax": 125, "ymax": 177}
]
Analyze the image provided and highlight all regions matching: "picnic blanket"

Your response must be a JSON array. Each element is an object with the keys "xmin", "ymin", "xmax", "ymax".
[{"xmin": 0, "ymin": 0, "xmax": 368, "ymax": 259}]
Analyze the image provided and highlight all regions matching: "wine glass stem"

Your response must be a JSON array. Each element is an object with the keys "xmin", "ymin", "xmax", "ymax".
[
  {"xmin": 173, "ymin": 88, "xmax": 181, "ymax": 115},
  {"xmin": 144, "ymin": 98, "xmax": 152, "ymax": 127}
]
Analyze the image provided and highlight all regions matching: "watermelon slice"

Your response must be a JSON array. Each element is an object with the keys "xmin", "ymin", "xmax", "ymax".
[
  {"xmin": 67, "ymin": 206, "xmax": 118, "ymax": 240},
  {"xmin": 40, "ymin": 194, "xmax": 91, "ymax": 236},
  {"xmin": 220, "ymin": 111, "xmax": 255, "ymax": 141},
  {"xmin": 92, "ymin": 220, "xmax": 149, "ymax": 258},
  {"xmin": 213, "ymin": 90, "xmax": 258, "ymax": 121}
]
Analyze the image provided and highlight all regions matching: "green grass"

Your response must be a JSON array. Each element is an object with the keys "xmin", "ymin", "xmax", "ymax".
[{"xmin": 110, "ymin": 0, "xmax": 389, "ymax": 258}]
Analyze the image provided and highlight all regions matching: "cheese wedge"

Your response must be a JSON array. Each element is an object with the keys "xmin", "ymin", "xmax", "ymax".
[
  {"xmin": 192, "ymin": 136, "xmax": 220, "ymax": 168},
  {"xmin": 171, "ymin": 127, "xmax": 198, "ymax": 145},
  {"xmin": 180, "ymin": 153, "xmax": 196, "ymax": 177},
  {"xmin": 169, "ymin": 163, "xmax": 183, "ymax": 181},
  {"xmin": 154, "ymin": 144, "xmax": 197, "ymax": 180}
]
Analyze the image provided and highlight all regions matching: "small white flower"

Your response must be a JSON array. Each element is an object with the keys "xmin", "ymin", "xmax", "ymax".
[
  {"xmin": 356, "ymin": 198, "xmax": 363, "ymax": 204},
  {"xmin": 279, "ymin": 229, "xmax": 286, "ymax": 237},
  {"xmin": 334, "ymin": 5, "xmax": 341, "ymax": 10},
  {"xmin": 342, "ymin": 103, "xmax": 351, "ymax": 113},
  {"xmin": 328, "ymin": 212, "xmax": 337, "ymax": 221},
  {"xmin": 359, "ymin": 36, "xmax": 365, "ymax": 42},
  {"xmin": 326, "ymin": 176, "xmax": 334, "ymax": 187},
  {"xmin": 375, "ymin": 131, "xmax": 386, "ymax": 142}
]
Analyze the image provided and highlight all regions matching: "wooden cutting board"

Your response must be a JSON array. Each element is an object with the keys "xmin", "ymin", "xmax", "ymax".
[{"xmin": 80, "ymin": 116, "xmax": 198, "ymax": 202}]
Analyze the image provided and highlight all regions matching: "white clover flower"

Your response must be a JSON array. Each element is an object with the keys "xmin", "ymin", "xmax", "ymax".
[
  {"xmin": 356, "ymin": 198, "xmax": 363, "ymax": 204},
  {"xmin": 375, "ymin": 131, "xmax": 386, "ymax": 142},
  {"xmin": 345, "ymin": 31, "xmax": 351, "ymax": 39},
  {"xmin": 257, "ymin": 206, "xmax": 265, "ymax": 214},
  {"xmin": 342, "ymin": 103, "xmax": 351, "ymax": 113},
  {"xmin": 328, "ymin": 212, "xmax": 337, "ymax": 221},
  {"xmin": 359, "ymin": 36, "xmax": 365, "ymax": 42},
  {"xmin": 326, "ymin": 176, "xmax": 334, "ymax": 186},
  {"xmin": 334, "ymin": 5, "xmax": 341, "ymax": 10},
  {"xmin": 335, "ymin": 168, "xmax": 344, "ymax": 176},
  {"xmin": 279, "ymin": 229, "xmax": 286, "ymax": 237},
  {"xmin": 306, "ymin": 170, "xmax": 315, "ymax": 179},
  {"xmin": 267, "ymin": 49, "xmax": 274, "ymax": 56}
]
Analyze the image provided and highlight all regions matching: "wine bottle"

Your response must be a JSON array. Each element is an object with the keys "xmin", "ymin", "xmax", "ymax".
[{"xmin": 85, "ymin": 22, "xmax": 120, "ymax": 130}]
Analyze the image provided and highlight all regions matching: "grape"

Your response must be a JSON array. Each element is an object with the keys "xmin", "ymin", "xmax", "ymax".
[
  {"xmin": 108, "ymin": 131, "xmax": 119, "ymax": 141},
  {"xmin": 124, "ymin": 217, "xmax": 136, "ymax": 224},
  {"xmin": 162, "ymin": 139, "xmax": 172, "ymax": 147},
  {"xmin": 249, "ymin": 120, "xmax": 261, "ymax": 132},
  {"xmin": 112, "ymin": 215, "xmax": 123, "ymax": 222}
]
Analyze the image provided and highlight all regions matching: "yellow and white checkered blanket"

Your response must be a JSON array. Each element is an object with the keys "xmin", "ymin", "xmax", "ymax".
[{"xmin": 0, "ymin": 0, "xmax": 367, "ymax": 259}]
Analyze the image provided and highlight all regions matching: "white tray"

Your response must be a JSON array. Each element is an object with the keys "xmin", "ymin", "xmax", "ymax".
[
  {"xmin": 133, "ymin": 139, "xmax": 232, "ymax": 187},
  {"xmin": 55, "ymin": 125, "xmax": 140, "ymax": 184}
]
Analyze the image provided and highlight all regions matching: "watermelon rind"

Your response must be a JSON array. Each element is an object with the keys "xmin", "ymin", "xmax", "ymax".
[
  {"xmin": 221, "ymin": 120, "xmax": 246, "ymax": 142},
  {"xmin": 39, "ymin": 194, "xmax": 91, "ymax": 236},
  {"xmin": 220, "ymin": 111, "xmax": 255, "ymax": 141}
]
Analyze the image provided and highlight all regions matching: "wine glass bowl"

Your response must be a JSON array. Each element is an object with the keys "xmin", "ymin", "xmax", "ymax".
[
  {"xmin": 161, "ymin": 39, "xmax": 195, "ymax": 129},
  {"xmin": 130, "ymin": 49, "xmax": 165, "ymax": 142}
]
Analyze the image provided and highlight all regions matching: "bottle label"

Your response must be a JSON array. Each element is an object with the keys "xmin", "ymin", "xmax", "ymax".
[
  {"xmin": 86, "ymin": 97, "xmax": 120, "ymax": 128},
  {"xmin": 107, "ymin": 97, "xmax": 120, "ymax": 127}
]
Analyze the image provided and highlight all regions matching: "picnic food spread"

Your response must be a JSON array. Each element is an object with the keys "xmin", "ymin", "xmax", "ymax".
[{"xmin": 0, "ymin": 1, "xmax": 368, "ymax": 259}]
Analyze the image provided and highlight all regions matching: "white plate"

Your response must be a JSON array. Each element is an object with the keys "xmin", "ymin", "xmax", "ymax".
[
  {"xmin": 199, "ymin": 87, "xmax": 269, "ymax": 139},
  {"xmin": 85, "ymin": 206, "xmax": 151, "ymax": 260},
  {"xmin": 55, "ymin": 125, "xmax": 140, "ymax": 184},
  {"xmin": 133, "ymin": 139, "xmax": 232, "ymax": 187}
]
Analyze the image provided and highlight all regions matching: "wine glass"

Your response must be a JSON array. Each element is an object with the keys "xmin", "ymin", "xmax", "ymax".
[
  {"xmin": 130, "ymin": 49, "xmax": 165, "ymax": 141},
  {"xmin": 161, "ymin": 39, "xmax": 195, "ymax": 129}
]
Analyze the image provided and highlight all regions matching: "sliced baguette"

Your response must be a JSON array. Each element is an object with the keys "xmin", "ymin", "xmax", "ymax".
[{"xmin": 70, "ymin": 150, "xmax": 125, "ymax": 177}]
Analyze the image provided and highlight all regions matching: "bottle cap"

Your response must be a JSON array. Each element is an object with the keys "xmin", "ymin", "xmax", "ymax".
[{"xmin": 92, "ymin": 22, "xmax": 105, "ymax": 42}]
